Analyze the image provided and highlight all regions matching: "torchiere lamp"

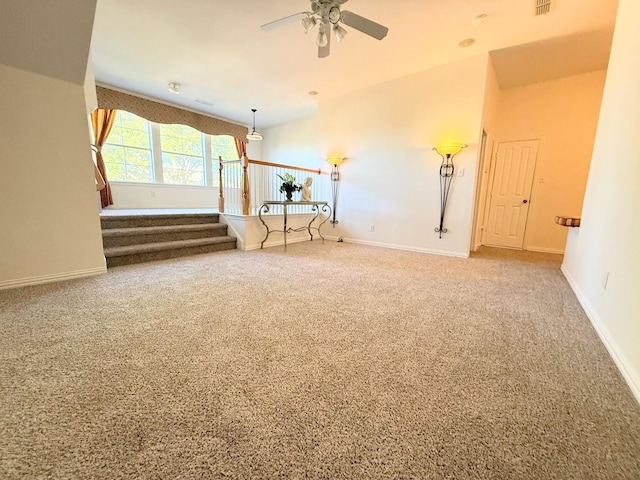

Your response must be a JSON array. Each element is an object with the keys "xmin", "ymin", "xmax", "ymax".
[
  {"xmin": 433, "ymin": 143, "xmax": 466, "ymax": 238},
  {"xmin": 326, "ymin": 155, "xmax": 345, "ymax": 227}
]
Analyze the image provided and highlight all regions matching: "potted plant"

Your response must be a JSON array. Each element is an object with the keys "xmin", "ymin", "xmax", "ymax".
[{"xmin": 277, "ymin": 173, "xmax": 301, "ymax": 201}]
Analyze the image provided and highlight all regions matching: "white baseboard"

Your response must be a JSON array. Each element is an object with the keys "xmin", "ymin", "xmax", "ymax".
[
  {"xmin": 337, "ymin": 237, "xmax": 469, "ymax": 258},
  {"xmin": 480, "ymin": 244, "xmax": 565, "ymax": 255},
  {"xmin": 0, "ymin": 266, "xmax": 107, "ymax": 291},
  {"xmin": 561, "ymin": 265, "xmax": 640, "ymax": 405},
  {"xmin": 526, "ymin": 245, "xmax": 565, "ymax": 255},
  {"xmin": 246, "ymin": 235, "xmax": 469, "ymax": 257}
]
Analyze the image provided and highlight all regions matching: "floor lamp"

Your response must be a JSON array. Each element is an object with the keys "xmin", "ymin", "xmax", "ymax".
[
  {"xmin": 326, "ymin": 156, "xmax": 345, "ymax": 227},
  {"xmin": 433, "ymin": 143, "xmax": 465, "ymax": 238}
]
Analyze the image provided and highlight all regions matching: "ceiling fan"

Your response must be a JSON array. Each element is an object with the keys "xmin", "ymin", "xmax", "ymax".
[{"xmin": 260, "ymin": 0, "xmax": 389, "ymax": 58}]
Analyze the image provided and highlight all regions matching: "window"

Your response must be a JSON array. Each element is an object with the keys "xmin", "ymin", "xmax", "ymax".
[
  {"xmin": 102, "ymin": 110, "xmax": 239, "ymax": 187},
  {"xmin": 211, "ymin": 135, "xmax": 238, "ymax": 161},
  {"xmin": 159, "ymin": 124, "xmax": 205, "ymax": 185},
  {"xmin": 102, "ymin": 111, "xmax": 153, "ymax": 182}
]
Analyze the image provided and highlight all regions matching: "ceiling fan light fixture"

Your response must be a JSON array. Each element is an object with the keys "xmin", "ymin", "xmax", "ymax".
[
  {"xmin": 328, "ymin": 6, "xmax": 341, "ymax": 24},
  {"xmin": 333, "ymin": 24, "xmax": 347, "ymax": 42},
  {"xmin": 246, "ymin": 108, "xmax": 263, "ymax": 142},
  {"xmin": 300, "ymin": 15, "xmax": 317, "ymax": 33},
  {"xmin": 261, "ymin": 0, "xmax": 389, "ymax": 58},
  {"xmin": 316, "ymin": 25, "xmax": 328, "ymax": 47}
]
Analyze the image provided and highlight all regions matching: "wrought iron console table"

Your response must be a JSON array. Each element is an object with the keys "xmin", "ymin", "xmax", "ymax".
[{"xmin": 258, "ymin": 201, "xmax": 331, "ymax": 250}]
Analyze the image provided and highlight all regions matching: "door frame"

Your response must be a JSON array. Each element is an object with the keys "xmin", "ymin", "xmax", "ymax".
[{"xmin": 470, "ymin": 130, "xmax": 488, "ymax": 252}]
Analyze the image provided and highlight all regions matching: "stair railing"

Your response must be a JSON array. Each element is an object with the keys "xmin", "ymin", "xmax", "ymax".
[
  {"xmin": 218, "ymin": 157, "xmax": 243, "ymax": 214},
  {"xmin": 219, "ymin": 155, "xmax": 329, "ymax": 215}
]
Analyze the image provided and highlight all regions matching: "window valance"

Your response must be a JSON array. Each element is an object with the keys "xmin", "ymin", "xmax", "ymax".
[{"xmin": 95, "ymin": 86, "xmax": 248, "ymax": 140}]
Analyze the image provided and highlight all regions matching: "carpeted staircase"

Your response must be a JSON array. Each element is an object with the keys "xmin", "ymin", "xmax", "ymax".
[{"xmin": 101, "ymin": 213, "xmax": 236, "ymax": 267}]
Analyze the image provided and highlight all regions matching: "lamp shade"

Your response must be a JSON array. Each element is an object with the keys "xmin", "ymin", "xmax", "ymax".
[
  {"xmin": 300, "ymin": 15, "xmax": 317, "ymax": 33},
  {"xmin": 327, "ymin": 156, "xmax": 345, "ymax": 166},
  {"xmin": 246, "ymin": 131, "xmax": 263, "ymax": 141},
  {"xmin": 434, "ymin": 143, "xmax": 465, "ymax": 156},
  {"xmin": 333, "ymin": 24, "xmax": 348, "ymax": 42}
]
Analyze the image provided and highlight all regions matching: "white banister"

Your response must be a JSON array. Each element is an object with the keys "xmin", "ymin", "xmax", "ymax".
[{"xmin": 220, "ymin": 156, "xmax": 331, "ymax": 216}]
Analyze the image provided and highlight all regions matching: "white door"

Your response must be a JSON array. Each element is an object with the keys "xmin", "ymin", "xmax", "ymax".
[{"xmin": 482, "ymin": 140, "xmax": 539, "ymax": 249}]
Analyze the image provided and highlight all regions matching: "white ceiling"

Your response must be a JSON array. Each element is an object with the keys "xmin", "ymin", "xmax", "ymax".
[{"xmin": 90, "ymin": 0, "xmax": 619, "ymax": 129}]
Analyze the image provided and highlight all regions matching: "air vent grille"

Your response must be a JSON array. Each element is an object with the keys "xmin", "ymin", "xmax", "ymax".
[{"xmin": 534, "ymin": 0, "xmax": 552, "ymax": 15}]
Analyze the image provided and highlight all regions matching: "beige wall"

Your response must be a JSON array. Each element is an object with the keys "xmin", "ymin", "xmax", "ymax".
[
  {"xmin": 261, "ymin": 115, "xmax": 320, "ymax": 171},
  {"xmin": 0, "ymin": 64, "xmax": 106, "ymax": 288},
  {"xmin": 486, "ymin": 70, "xmax": 606, "ymax": 253},
  {"xmin": 563, "ymin": 0, "xmax": 640, "ymax": 402},
  {"xmin": 312, "ymin": 55, "xmax": 488, "ymax": 256},
  {"xmin": 258, "ymin": 57, "xmax": 607, "ymax": 258}
]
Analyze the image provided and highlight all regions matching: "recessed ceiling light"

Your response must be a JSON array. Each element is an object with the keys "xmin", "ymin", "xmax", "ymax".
[
  {"xmin": 168, "ymin": 82, "xmax": 181, "ymax": 94},
  {"xmin": 308, "ymin": 90, "xmax": 319, "ymax": 96},
  {"xmin": 458, "ymin": 38, "xmax": 475, "ymax": 48}
]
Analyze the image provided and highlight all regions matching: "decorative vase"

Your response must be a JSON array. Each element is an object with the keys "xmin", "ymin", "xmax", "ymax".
[{"xmin": 285, "ymin": 190, "xmax": 293, "ymax": 202}]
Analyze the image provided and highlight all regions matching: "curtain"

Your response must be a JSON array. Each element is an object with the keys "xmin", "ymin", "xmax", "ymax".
[
  {"xmin": 90, "ymin": 109, "xmax": 117, "ymax": 208},
  {"xmin": 234, "ymin": 138, "xmax": 247, "ymax": 159},
  {"xmin": 91, "ymin": 145, "xmax": 106, "ymax": 192}
]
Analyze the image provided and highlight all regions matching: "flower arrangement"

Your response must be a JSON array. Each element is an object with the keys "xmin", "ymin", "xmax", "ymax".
[{"xmin": 277, "ymin": 173, "xmax": 301, "ymax": 201}]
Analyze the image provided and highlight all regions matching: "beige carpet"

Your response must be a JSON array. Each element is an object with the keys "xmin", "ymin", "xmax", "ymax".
[{"xmin": 1, "ymin": 242, "xmax": 639, "ymax": 479}]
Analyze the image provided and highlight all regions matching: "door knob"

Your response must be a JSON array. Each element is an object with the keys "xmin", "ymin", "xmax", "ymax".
[{"xmin": 523, "ymin": 199, "xmax": 529, "ymax": 204}]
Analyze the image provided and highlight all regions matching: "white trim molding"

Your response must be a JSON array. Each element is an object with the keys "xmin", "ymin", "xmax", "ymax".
[
  {"xmin": 0, "ymin": 266, "xmax": 107, "ymax": 291},
  {"xmin": 340, "ymin": 238, "xmax": 470, "ymax": 258},
  {"xmin": 526, "ymin": 245, "xmax": 565, "ymax": 255}
]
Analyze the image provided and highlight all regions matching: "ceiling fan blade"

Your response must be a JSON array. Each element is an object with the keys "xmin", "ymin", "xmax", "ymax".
[
  {"xmin": 318, "ymin": 20, "xmax": 331, "ymax": 58},
  {"xmin": 340, "ymin": 10, "xmax": 389, "ymax": 40},
  {"xmin": 260, "ymin": 12, "xmax": 307, "ymax": 32}
]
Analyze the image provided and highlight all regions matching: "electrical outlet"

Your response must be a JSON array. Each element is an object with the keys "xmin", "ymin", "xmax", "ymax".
[
  {"xmin": 457, "ymin": 168, "xmax": 465, "ymax": 177},
  {"xmin": 369, "ymin": 224, "xmax": 375, "ymax": 232}
]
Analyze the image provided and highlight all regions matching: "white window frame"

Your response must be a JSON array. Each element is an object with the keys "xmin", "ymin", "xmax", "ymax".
[
  {"xmin": 156, "ymin": 124, "xmax": 207, "ymax": 186},
  {"xmin": 104, "ymin": 112, "xmax": 238, "ymax": 188},
  {"xmin": 103, "ymin": 113, "xmax": 155, "ymax": 183}
]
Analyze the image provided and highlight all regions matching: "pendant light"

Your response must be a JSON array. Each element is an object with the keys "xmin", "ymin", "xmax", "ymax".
[{"xmin": 246, "ymin": 108, "xmax": 263, "ymax": 141}]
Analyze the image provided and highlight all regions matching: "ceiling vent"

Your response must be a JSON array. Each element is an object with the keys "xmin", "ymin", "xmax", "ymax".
[
  {"xmin": 195, "ymin": 99, "xmax": 214, "ymax": 107},
  {"xmin": 534, "ymin": 0, "xmax": 553, "ymax": 15}
]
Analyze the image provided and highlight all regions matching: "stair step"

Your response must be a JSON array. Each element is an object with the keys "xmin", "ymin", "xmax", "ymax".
[
  {"xmin": 100, "ymin": 211, "xmax": 236, "ymax": 267},
  {"xmin": 102, "ymin": 223, "xmax": 229, "ymax": 248},
  {"xmin": 100, "ymin": 213, "xmax": 220, "ymax": 229},
  {"xmin": 104, "ymin": 236, "xmax": 237, "ymax": 268},
  {"xmin": 104, "ymin": 236, "xmax": 235, "ymax": 257}
]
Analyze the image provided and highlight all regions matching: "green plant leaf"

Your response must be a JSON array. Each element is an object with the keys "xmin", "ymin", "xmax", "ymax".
[{"xmin": 277, "ymin": 173, "xmax": 298, "ymax": 183}]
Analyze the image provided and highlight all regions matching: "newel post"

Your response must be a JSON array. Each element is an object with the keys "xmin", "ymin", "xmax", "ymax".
[
  {"xmin": 218, "ymin": 156, "xmax": 225, "ymax": 213},
  {"xmin": 242, "ymin": 154, "xmax": 250, "ymax": 216}
]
